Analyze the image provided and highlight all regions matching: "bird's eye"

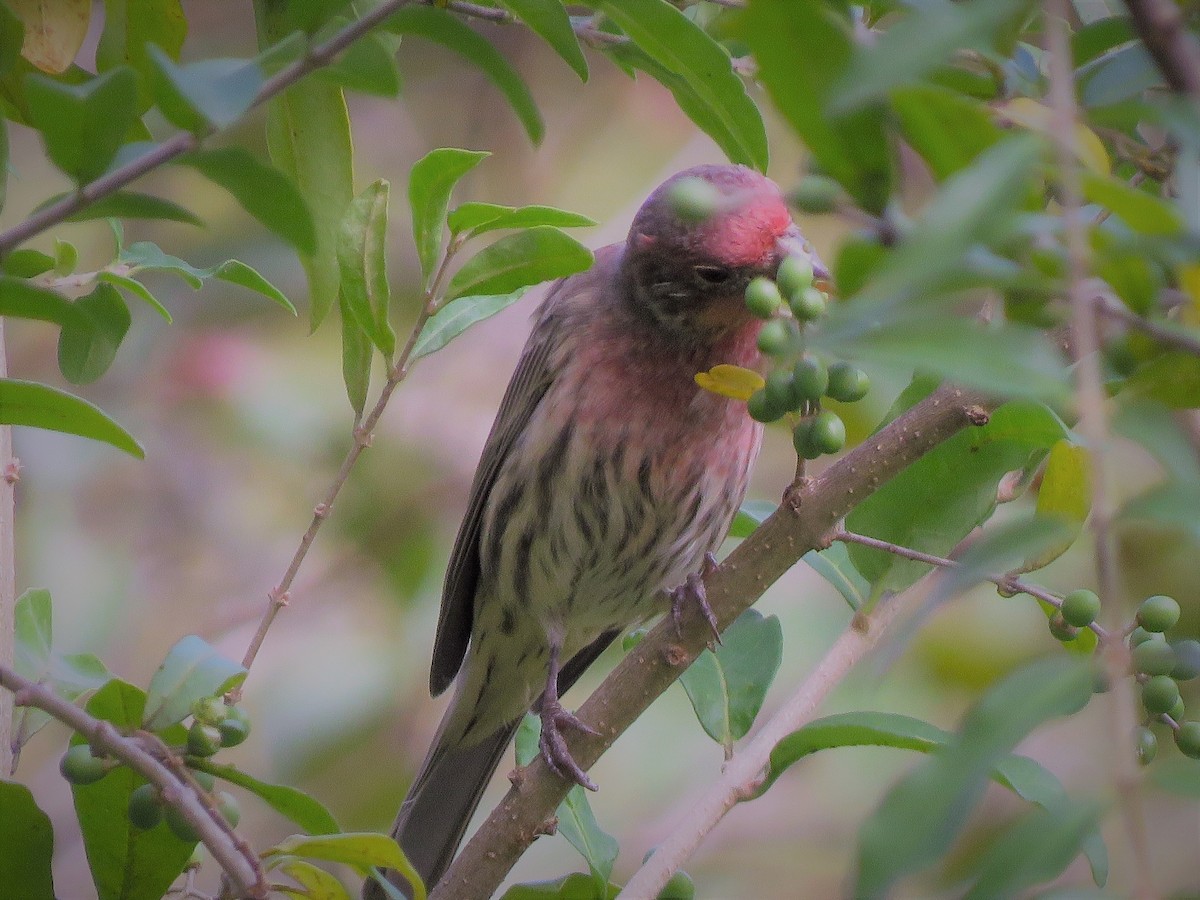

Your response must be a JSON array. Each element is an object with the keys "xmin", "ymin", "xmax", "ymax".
[{"xmin": 694, "ymin": 265, "xmax": 732, "ymax": 284}]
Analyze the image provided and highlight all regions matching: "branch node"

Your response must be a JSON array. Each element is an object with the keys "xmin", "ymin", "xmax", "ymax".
[
  {"xmin": 353, "ymin": 426, "xmax": 374, "ymax": 448},
  {"xmin": 507, "ymin": 765, "xmax": 527, "ymax": 789},
  {"xmin": 313, "ymin": 502, "xmax": 331, "ymax": 519},
  {"xmin": 662, "ymin": 644, "xmax": 689, "ymax": 667},
  {"xmin": 3, "ymin": 458, "xmax": 21, "ymax": 484},
  {"xmin": 851, "ymin": 611, "xmax": 871, "ymax": 633},
  {"xmin": 965, "ymin": 405, "xmax": 990, "ymax": 426},
  {"xmin": 534, "ymin": 815, "xmax": 558, "ymax": 838}
]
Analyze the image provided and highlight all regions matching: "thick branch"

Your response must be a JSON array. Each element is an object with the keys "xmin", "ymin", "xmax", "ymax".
[
  {"xmin": 1121, "ymin": 0, "xmax": 1200, "ymax": 97},
  {"xmin": 0, "ymin": 322, "xmax": 13, "ymax": 777},
  {"xmin": 0, "ymin": 665, "xmax": 265, "ymax": 898},
  {"xmin": 433, "ymin": 384, "xmax": 995, "ymax": 900}
]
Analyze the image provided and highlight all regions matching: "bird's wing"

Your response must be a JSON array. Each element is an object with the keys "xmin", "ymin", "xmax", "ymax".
[{"xmin": 429, "ymin": 301, "xmax": 561, "ymax": 696}]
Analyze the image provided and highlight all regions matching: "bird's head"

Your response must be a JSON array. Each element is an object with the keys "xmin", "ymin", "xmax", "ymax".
[{"xmin": 621, "ymin": 165, "xmax": 826, "ymax": 341}]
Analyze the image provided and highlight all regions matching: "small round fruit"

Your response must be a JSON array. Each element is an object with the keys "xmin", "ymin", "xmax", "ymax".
[
  {"xmin": 788, "ymin": 175, "xmax": 841, "ymax": 214},
  {"xmin": 1059, "ymin": 589, "xmax": 1100, "ymax": 628},
  {"xmin": 1174, "ymin": 721, "xmax": 1200, "ymax": 759},
  {"xmin": 792, "ymin": 418, "xmax": 821, "ymax": 460},
  {"xmin": 191, "ymin": 697, "xmax": 227, "ymax": 727},
  {"xmin": 189, "ymin": 768, "xmax": 215, "ymax": 792},
  {"xmin": 1133, "ymin": 639, "xmax": 1177, "ymax": 676},
  {"xmin": 187, "ymin": 722, "xmax": 223, "ymax": 758},
  {"xmin": 792, "ymin": 355, "xmax": 829, "ymax": 403},
  {"xmin": 1169, "ymin": 696, "xmax": 1186, "ymax": 722},
  {"xmin": 808, "ymin": 410, "xmax": 846, "ymax": 455},
  {"xmin": 216, "ymin": 791, "xmax": 241, "ymax": 828},
  {"xmin": 128, "ymin": 784, "xmax": 163, "ymax": 830},
  {"xmin": 1142, "ymin": 675, "xmax": 1181, "ymax": 715},
  {"xmin": 1136, "ymin": 727, "xmax": 1158, "ymax": 765},
  {"xmin": 164, "ymin": 804, "xmax": 199, "ymax": 843},
  {"xmin": 744, "ymin": 277, "xmax": 783, "ymax": 319},
  {"xmin": 1129, "ymin": 627, "xmax": 1159, "ymax": 648},
  {"xmin": 776, "ymin": 255, "xmax": 814, "ymax": 299},
  {"xmin": 757, "ymin": 320, "xmax": 792, "ymax": 357},
  {"xmin": 667, "ymin": 177, "xmax": 718, "ymax": 222},
  {"xmin": 1048, "ymin": 613, "xmax": 1079, "ymax": 642},
  {"xmin": 789, "ymin": 286, "xmax": 826, "ymax": 321},
  {"xmin": 747, "ymin": 388, "xmax": 783, "ymax": 424},
  {"xmin": 218, "ymin": 707, "xmax": 252, "ymax": 749},
  {"xmin": 1137, "ymin": 595, "xmax": 1181, "ymax": 633},
  {"xmin": 765, "ymin": 370, "xmax": 797, "ymax": 413},
  {"xmin": 1171, "ymin": 639, "xmax": 1200, "ymax": 681},
  {"xmin": 825, "ymin": 362, "xmax": 870, "ymax": 403},
  {"xmin": 658, "ymin": 869, "xmax": 696, "ymax": 900},
  {"xmin": 60, "ymin": 745, "xmax": 109, "ymax": 785}
]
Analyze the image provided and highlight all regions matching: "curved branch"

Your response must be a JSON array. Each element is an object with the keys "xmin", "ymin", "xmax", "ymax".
[
  {"xmin": 432, "ymin": 384, "xmax": 995, "ymax": 900},
  {"xmin": 1121, "ymin": 0, "xmax": 1200, "ymax": 97}
]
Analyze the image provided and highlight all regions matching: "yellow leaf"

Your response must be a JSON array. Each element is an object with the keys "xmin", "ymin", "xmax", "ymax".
[
  {"xmin": 1177, "ymin": 263, "xmax": 1200, "ymax": 327},
  {"xmin": 1024, "ymin": 440, "xmax": 1092, "ymax": 572},
  {"xmin": 8, "ymin": 0, "xmax": 91, "ymax": 74},
  {"xmin": 695, "ymin": 364, "xmax": 765, "ymax": 401},
  {"xmin": 997, "ymin": 97, "xmax": 1111, "ymax": 176}
]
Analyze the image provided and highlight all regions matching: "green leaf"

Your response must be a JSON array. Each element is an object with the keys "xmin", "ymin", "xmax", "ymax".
[
  {"xmin": 855, "ymin": 657, "xmax": 1094, "ymax": 897},
  {"xmin": 71, "ymin": 680, "xmax": 194, "ymax": 900},
  {"xmin": 212, "ymin": 260, "xmax": 297, "ymax": 314},
  {"xmin": 386, "ymin": 6, "xmax": 543, "ymax": 144},
  {"xmin": 1126, "ymin": 351, "xmax": 1200, "ymax": 408},
  {"xmin": 54, "ymin": 237, "xmax": 78, "ymax": 275},
  {"xmin": 95, "ymin": 273, "xmax": 166, "ymax": 324},
  {"xmin": 0, "ymin": 276, "xmax": 77, "ymax": 325},
  {"xmin": 267, "ymin": 834, "xmax": 425, "ymax": 900},
  {"xmin": 500, "ymin": 873, "xmax": 620, "ymax": 900},
  {"xmin": 1081, "ymin": 171, "xmax": 1184, "ymax": 235},
  {"xmin": 0, "ymin": 3, "xmax": 24, "ymax": 78},
  {"xmin": 448, "ymin": 202, "xmax": 596, "ymax": 238},
  {"xmin": 412, "ymin": 288, "xmax": 528, "ymax": 361},
  {"xmin": 831, "ymin": 0, "xmax": 1033, "ymax": 111},
  {"xmin": 846, "ymin": 401, "xmax": 1066, "ymax": 595},
  {"xmin": 57, "ymin": 283, "xmax": 131, "ymax": 384},
  {"xmin": 278, "ymin": 860, "xmax": 352, "ymax": 900},
  {"xmin": 891, "ymin": 85, "xmax": 1001, "ymax": 181},
  {"xmin": 558, "ymin": 786, "xmax": 619, "ymax": 892},
  {"xmin": 446, "ymin": 226, "xmax": 592, "ymax": 300},
  {"xmin": 35, "ymin": 190, "xmax": 204, "ymax": 225},
  {"xmin": 96, "ymin": 0, "xmax": 187, "ymax": 109},
  {"xmin": 496, "ymin": 0, "xmax": 587, "ymax": 80},
  {"xmin": 148, "ymin": 47, "xmax": 264, "ymax": 131},
  {"xmin": 187, "ymin": 760, "xmax": 339, "ymax": 836},
  {"xmin": 2, "ymin": 249, "xmax": 55, "ymax": 278},
  {"xmin": 120, "ymin": 240, "xmax": 204, "ymax": 287},
  {"xmin": 24, "ymin": 65, "xmax": 138, "ymax": 182},
  {"xmin": 338, "ymin": 179, "xmax": 396, "ymax": 356},
  {"xmin": 0, "ymin": 782, "xmax": 55, "ymax": 900},
  {"xmin": 736, "ymin": 0, "xmax": 891, "ymax": 212},
  {"xmin": 178, "ymin": 147, "xmax": 317, "ymax": 256},
  {"xmin": 340, "ymin": 290, "xmax": 372, "ymax": 416},
  {"xmin": 317, "ymin": 28, "xmax": 401, "ymax": 97},
  {"xmin": 728, "ymin": 499, "xmax": 776, "ymax": 538},
  {"xmin": 142, "ymin": 635, "xmax": 247, "ymax": 731},
  {"xmin": 680, "ymin": 609, "xmax": 782, "ymax": 749},
  {"xmin": 408, "ymin": 148, "xmax": 490, "ymax": 285},
  {"xmin": 589, "ymin": 0, "xmax": 767, "ymax": 171},
  {"xmin": 0, "ymin": 378, "xmax": 143, "ymax": 457},
  {"xmin": 802, "ymin": 543, "xmax": 869, "ymax": 612},
  {"xmin": 1080, "ymin": 42, "xmax": 1160, "ymax": 107}
]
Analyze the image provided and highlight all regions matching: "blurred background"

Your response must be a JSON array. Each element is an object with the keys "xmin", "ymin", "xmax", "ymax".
[{"xmin": 3, "ymin": 3, "xmax": 1199, "ymax": 897}]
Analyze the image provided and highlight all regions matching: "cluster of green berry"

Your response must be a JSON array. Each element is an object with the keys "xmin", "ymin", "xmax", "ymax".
[
  {"xmin": 744, "ymin": 256, "xmax": 870, "ymax": 459},
  {"xmin": 1049, "ymin": 590, "xmax": 1199, "ymax": 761},
  {"xmin": 59, "ymin": 696, "xmax": 251, "ymax": 840}
]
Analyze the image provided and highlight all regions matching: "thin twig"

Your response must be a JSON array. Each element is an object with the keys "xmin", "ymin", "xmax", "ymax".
[
  {"xmin": 619, "ymin": 581, "xmax": 923, "ymax": 899},
  {"xmin": 0, "ymin": 664, "xmax": 266, "ymax": 898},
  {"xmin": 1047, "ymin": 4, "xmax": 1154, "ymax": 895},
  {"xmin": 439, "ymin": 0, "xmax": 628, "ymax": 45},
  {"xmin": 0, "ymin": 322, "xmax": 13, "ymax": 777},
  {"xmin": 1097, "ymin": 295, "xmax": 1200, "ymax": 357}
]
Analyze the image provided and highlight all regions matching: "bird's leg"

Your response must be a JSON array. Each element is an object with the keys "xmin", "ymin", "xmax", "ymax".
[
  {"xmin": 536, "ymin": 640, "xmax": 600, "ymax": 791},
  {"xmin": 670, "ymin": 551, "xmax": 721, "ymax": 642}
]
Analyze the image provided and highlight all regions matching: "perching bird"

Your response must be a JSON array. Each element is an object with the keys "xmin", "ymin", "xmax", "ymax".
[{"xmin": 368, "ymin": 164, "xmax": 820, "ymax": 899}]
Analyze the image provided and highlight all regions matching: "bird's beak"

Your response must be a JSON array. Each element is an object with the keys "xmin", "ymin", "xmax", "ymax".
[{"xmin": 775, "ymin": 225, "xmax": 831, "ymax": 288}]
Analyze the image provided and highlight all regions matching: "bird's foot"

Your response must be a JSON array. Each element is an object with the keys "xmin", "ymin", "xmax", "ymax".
[
  {"xmin": 670, "ymin": 552, "xmax": 721, "ymax": 642},
  {"xmin": 538, "ymin": 699, "xmax": 599, "ymax": 791}
]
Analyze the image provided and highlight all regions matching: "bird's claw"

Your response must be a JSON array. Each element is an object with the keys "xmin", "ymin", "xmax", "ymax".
[
  {"xmin": 538, "ymin": 699, "xmax": 599, "ymax": 791},
  {"xmin": 670, "ymin": 552, "xmax": 721, "ymax": 643}
]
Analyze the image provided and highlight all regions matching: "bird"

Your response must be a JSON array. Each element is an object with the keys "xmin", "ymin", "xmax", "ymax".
[{"xmin": 367, "ymin": 164, "xmax": 821, "ymax": 899}]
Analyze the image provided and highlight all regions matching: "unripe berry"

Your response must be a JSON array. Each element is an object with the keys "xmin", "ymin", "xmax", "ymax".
[
  {"xmin": 1169, "ymin": 696, "xmax": 1186, "ymax": 722},
  {"xmin": 659, "ymin": 869, "xmax": 696, "ymax": 900},
  {"xmin": 792, "ymin": 418, "xmax": 822, "ymax": 460},
  {"xmin": 128, "ymin": 784, "xmax": 163, "ymax": 830},
  {"xmin": 1142, "ymin": 675, "xmax": 1180, "ymax": 715},
  {"xmin": 1133, "ymin": 639, "xmax": 1177, "ymax": 676},
  {"xmin": 747, "ymin": 388, "xmax": 783, "ymax": 424},
  {"xmin": 1171, "ymin": 639, "xmax": 1200, "ymax": 681},
  {"xmin": 825, "ymin": 362, "xmax": 870, "ymax": 403},
  {"xmin": 218, "ymin": 706, "xmax": 252, "ymax": 748},
  {"xmin": 191, "ymin": 697, "xmax": 227, "ymax": 727},
  {"xmin": 165, "ymin": 804, "xmax": 199, "ymax": 843},
  {"xmin": 187, "ymin": 722, "xmax": 223, "ymax": 758},
  {"xmin": 667, "ymin": 177, "xmax": 719, "ymax": 222},
  {"xmin": 189, "ymin": 768, "xmax": 216, "ymax": 792},
  {"xmin": 808, "ymin": 410, "xmax": 846, "ymax": 455},
  {"xmin": 757, "ymin": 319, "xmax": 792, "ymax": 357},
  {"xmin": 744, "ymin": 277, "xmax": 782, "ymax": 319},
  {"xmin": 1060, "ymin": 589, "xmax": 1100, "ymax": 628},
  {"xmin": 1137, "ymin": 595, "xmax": 1181, "ymax": 633},
  {"xmin": 792, "ymin": 354, "xmax": 829, "ymax": 403},
  {"xmin": 60, "ymin": 745, "xmax": 109, "ymax": 785},
  {"xmin": 1136, "ymin": 727, "xmax": 1157, "ymax": 765},
  {"xmin": 765, "ymin": 370, "xmax": 796, "ymax": 413},
  {"xmin": 1175, "ymin": 721, "xmax": 1200, "ymax": 759},
  {"xmin": 216, "ymin": 790, "xmax": 241, "ymax": 827},
  {"xmin": 776, "ymin": 255, "xmax": 814, "ymax": 299},
  {"xmin": 789, "ymin": 286, "xmax": 826, "ymax": 321},
  {"xmin": 788, "ymin": 175, "xmax": 841, "ymax": 214},
  {"xmin": 1129, "ymin": 627, "xmax": 1159, "ymax": 648},
  {"xmin": 1048, "ymin": 613, "xmax": 1079, "ymax": 642}
]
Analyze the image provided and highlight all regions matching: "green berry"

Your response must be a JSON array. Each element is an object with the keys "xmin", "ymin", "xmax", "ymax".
[
  {"xmin": 757, "ymin": 319, "xmax": 792, "ymax": 357},
  {"xmin": 1137, "ymin": 595, "xmax": 1181, "ymax": 633},
  {"xmin": 1129, "ymin": 627, "xmax": 1160, "ymax": 648},
  {"xmin": 744, "ymin": 277, "xmax": 783, "ymax": 319},
  {"xmin": 667, "ymin": 177, "xmax": 719, "ymax": 222},
  {"xmin": 1142, "ymin": 675, "xmax": 1181, "ymax": 715},
  {"xmin": 1171, "ymin": 639, "xmax": 1200, "ymax": 681},
  {"xmin": 60, "ymin": 744, "xmax": 109, "ymax": 785},
  {"xmin": 791, "ymin": 354, "xmax": 829, "ymax": 403},
  {"xmin": 164, "ymin": 803, "xmax": 199, "ymax": 843},
  {"xmin": 776, "ymin": 255, "xmax": 814, "ymax": 299},
  {"xmin": 792, "ymin": 419, "xmax": 822, "ymax": 460},
  {"xmin": 765, "ymin": 370, "xmax": 797, "ymax": 413},
  {"xmin": 808, "ymin": 410, "xmax": 846, "ymax": 455},
  {"xmin": 788, "ymin": 175, "xmax": 841, "ymax": 214},
  {"xmin": 187, "ymin": 722, "xmax": 223, "ymax": 758},
  {"xmin": 1060, "ymin": 589, "xmax": 1101, "ymax": 628},
  {"xmin": 218, "ymin": 706, "xmax": 251, "ymax": 748},
  {"xmin": 216, "ymin": 790, "xmax": 241, "ymax": 827},
  {"xmin": 658, "ymin": 870, "xmax": 696, "ymax": 900},
  {"xmin": 825, "ymin": 362, "xmax": 870, "ymax": 403},
  {"xmin": 789, "ymin": 286, "xmax": 826, "ymax": 321},
  {"xmin": 128, "ymin": 784, "xmax": 163, "ymax": 830},
  {"xmin": 1169, "ymin": 696, "xmax": 1186, "ymax": 722},
  {"xmin": 1174, "ymin": 721, "xmax": 1200, "ymax": 759},
  {"xmin": 747, "ymin": 388, "xmax": 783, "ymax": 424},
  {"xmin": 191, "ymin": 697, "xmax": 227, "ymax": 727},
  {"xmin": 1136, "ymin": 727, "xmax": 1158, "ymax": 765},
  {"xmin": 1048, "ymin": 613, "xmax": 1079, "ymax": 642},
  {"xmin": 1134, "ymin": 639, "xmax": 1177, "ymax": 676},
  {"xmin": 189, "ymin": 768, "xmax": 215, "ymax": 792}
]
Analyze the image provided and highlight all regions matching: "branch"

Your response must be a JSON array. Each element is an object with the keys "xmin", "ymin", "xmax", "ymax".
[
  {"xmin": 0, "ymin": 0, "xmax": 416, "ymax": 257},
  {"xmin": 0, "ymin": 664, "xmax": 266, "ymax": 898},
  {"xmin": 0, "ymin": 323, "xmax": 13, "ymax": 777},
  {"xmin": 1121, "ymin": 0, "xmax": 1200, "ymax": 97},
  {"xmin": 1097, "ymin": 295, "xmax": 1200, "ymax": 358},
  {"xmin": 432, "ymin": 384, "xmax": 996, "ymax": 900}
]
